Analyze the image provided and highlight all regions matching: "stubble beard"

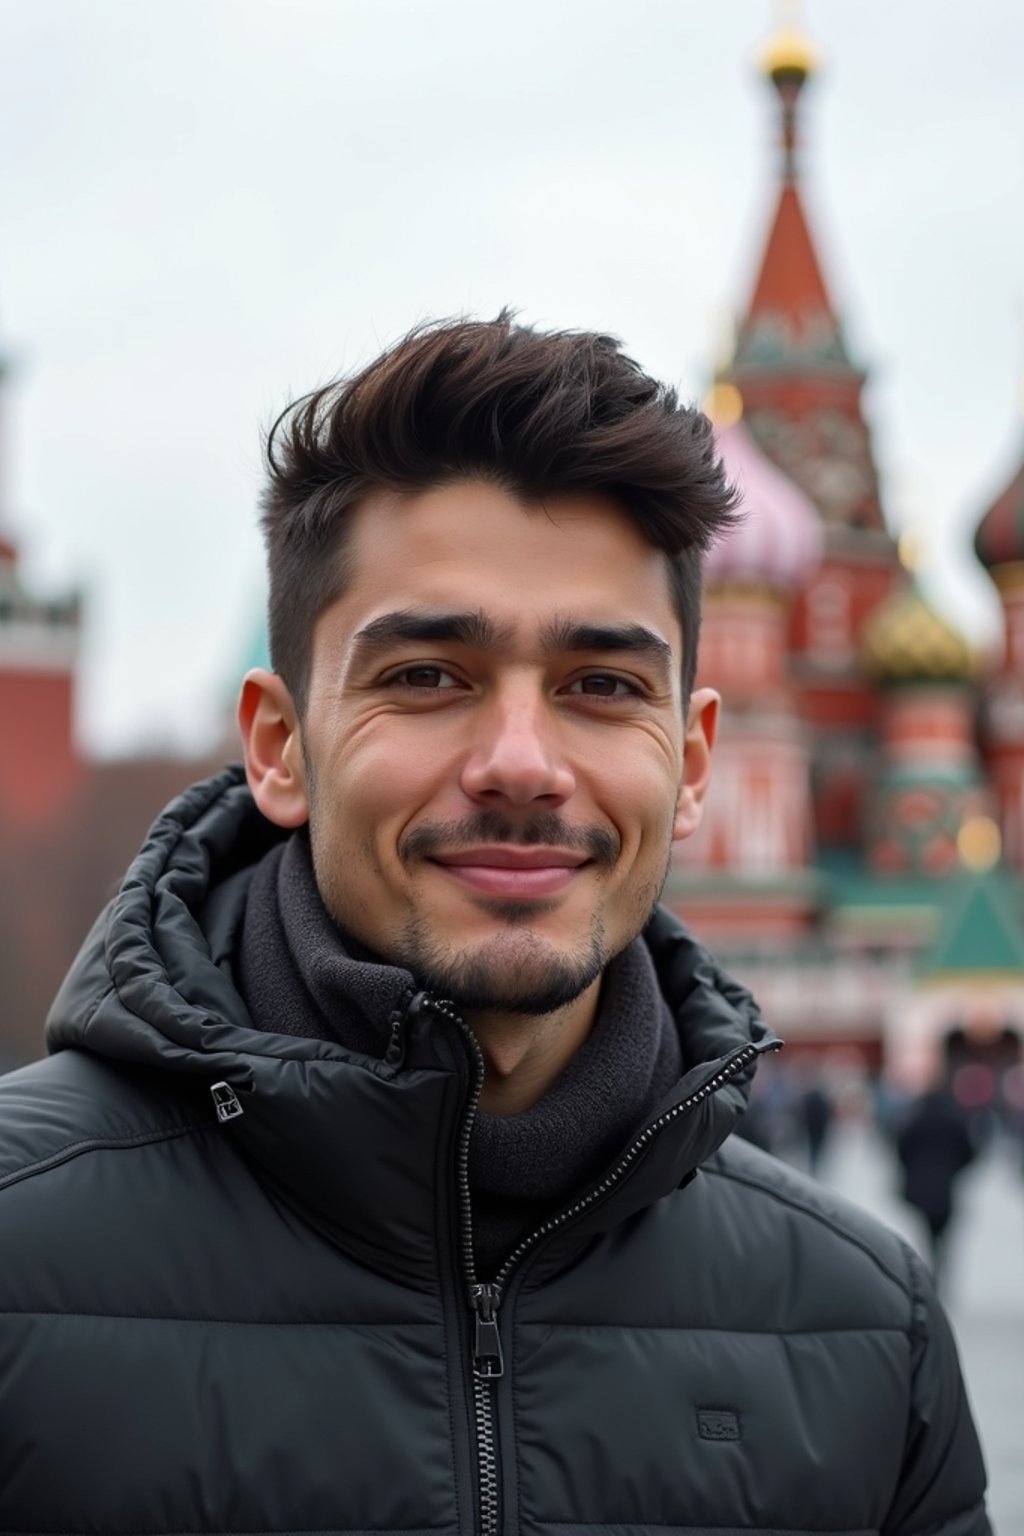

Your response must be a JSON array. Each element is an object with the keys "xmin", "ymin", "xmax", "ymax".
[{"xmin": 393, "ymin": 907, "xmax": 611, "ymax": 1016}]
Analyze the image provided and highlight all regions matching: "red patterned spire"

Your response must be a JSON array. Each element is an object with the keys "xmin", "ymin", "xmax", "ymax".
[
  {"xmin": 746, "ymin": 182, "xmax": 836, "ymax": 344},
  {"xmin": 723, "ymin": 12, "xmax": 887, "ymax": 541},
  {"xmin": 736, "ymin": 16, "xmax": 849, "ymax": 372}
]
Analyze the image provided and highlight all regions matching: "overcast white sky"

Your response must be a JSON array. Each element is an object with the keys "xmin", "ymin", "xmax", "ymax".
[{"xmin": 2, "ymin": 0, "xmax": 1022, "ymax": 756}]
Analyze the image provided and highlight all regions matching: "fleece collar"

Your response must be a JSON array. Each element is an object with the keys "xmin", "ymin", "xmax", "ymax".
[{"xmin": 236, "ymin": 829, "xmax": 685, "ymax": 1276}]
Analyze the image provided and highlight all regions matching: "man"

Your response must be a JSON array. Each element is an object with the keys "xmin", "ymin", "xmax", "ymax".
[{"xmin": 0, "ymin": 316, "xmax": 989, "ymax": 1534}]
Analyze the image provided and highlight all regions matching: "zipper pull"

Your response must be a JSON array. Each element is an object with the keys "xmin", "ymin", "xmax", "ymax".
[
  {"xmin": 384, "ymin": 1007, "xmax": 407, "ymax": 1068},
  {"xmin": 388, "ymin": 989, "xmax": 463, "ymax": 1067},
  {"xmin": 386, "ymin": 988, "xmax": 431, "ymax": 1068},
  {"xmin": 469, "ymin": 1283, "xmax": 504, "ymax": 1380},
  {"xmin": 210, "ymin": 1081, "xmax": 244, "ymax": 1123}
]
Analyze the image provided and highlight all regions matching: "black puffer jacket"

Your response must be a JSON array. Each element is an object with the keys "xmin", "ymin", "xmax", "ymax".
[{"xmin": 0, "ymin": 769, "xmax": 989, "ymax": 1535}]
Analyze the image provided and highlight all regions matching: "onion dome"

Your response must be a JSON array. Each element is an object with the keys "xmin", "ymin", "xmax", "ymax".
[
  {"xmin": 705, "ymin": 417, "xmax": 823, "ymax": 593},
  {"xmin": 973, "ymin": 441, "xmax": 1024, "ymax": 581},
  {"xmin": 862, "ymin": 585, "xmax": 976, "ymax": 684}
]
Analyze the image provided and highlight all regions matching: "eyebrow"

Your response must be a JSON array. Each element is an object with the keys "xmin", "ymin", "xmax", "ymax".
[
  {"xmin": 539, "ymin": 618, "xmax": 674, "ymax": 674},
  {"xmin": 349, "ymin": 608, "xmax": 674, "ymax": 676},
  {"xmin": 350, "ymin": 609, "xmax": 514, "ymax": 659}
]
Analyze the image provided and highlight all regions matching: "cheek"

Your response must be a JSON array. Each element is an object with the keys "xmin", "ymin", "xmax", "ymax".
[
  {"xmin": 593, "ymin": 748, "xmax": 682, "ymax": 844},
  {"xmin": 321, "ymin": 728, "xmax": 451, "ymax": 845}
]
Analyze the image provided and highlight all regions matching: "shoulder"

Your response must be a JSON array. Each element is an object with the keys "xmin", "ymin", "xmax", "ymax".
[
  {"xmin": 0, "ymin": 1049, "xmax": 212, "ymax": 1194},
  {"xmin": 0, "ymin": 1051, "xmax": 246, "ymax": 1315},
  {"xmin": 694, "ymin": 1133, "xmax": 918, "ymax": 1330}
]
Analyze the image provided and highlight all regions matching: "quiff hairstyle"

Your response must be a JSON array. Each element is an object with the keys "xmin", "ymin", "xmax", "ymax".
[{"xmin": 261, "ymin": 313, "xmax": 738, "ymax": 713}]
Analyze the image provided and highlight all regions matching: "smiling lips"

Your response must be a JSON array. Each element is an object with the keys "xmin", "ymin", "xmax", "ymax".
[{"xmin": 429, "ymin": 847, "xmax": 590, "ymax": 898}]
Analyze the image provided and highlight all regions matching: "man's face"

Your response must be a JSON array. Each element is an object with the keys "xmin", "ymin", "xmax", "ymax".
[{"xmin": 272, "ymin": 480, "xmax": 712, "ymax": 1013}]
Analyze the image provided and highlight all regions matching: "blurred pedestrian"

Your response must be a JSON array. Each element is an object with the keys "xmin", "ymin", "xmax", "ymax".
[
  {"xmin": 797, "ymin": 1077, "xmax": 835, "ymax": 1176},
  {"xmin": 896, "ymin": 1079, "xmax": 977, "ymax": 1289}
]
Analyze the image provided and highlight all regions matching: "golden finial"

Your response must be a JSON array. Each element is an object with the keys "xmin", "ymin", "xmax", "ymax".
[
  {"xmin": 957, "ymin": 816, "xmax": 1002, "ymax": 874},
  {"xmin": 897, "ymin": 528, "xmax": 925, "ymax": 572},
  {"xmin": 703, "ymin": 382, "xmax": 744, "ymax": 429},
  {"xmin": 759, "ymin": 0, "xmax": 820, "ymax": 83}
]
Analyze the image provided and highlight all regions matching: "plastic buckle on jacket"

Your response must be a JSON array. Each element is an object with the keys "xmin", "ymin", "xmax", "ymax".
[{"xmin": 210, "ymin": 1081, "xmax": 244, "ymax": 1123}]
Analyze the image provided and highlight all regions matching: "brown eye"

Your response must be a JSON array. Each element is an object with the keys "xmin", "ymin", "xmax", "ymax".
[
  {"xmin": 393, "ymin": 665, "xmax": 458, "ymax": 690},
  {"xmin": 567, "ymin": 674, "xmax": 635, "ymax": 698}
]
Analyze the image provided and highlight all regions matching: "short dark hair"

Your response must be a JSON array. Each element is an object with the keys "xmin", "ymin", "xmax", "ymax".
[{"xmin": 261, "ymin": 313, "xmax": 738, "ymax": 712}]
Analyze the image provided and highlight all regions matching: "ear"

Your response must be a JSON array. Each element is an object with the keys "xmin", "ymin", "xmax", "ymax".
[
  {"xmin": 238, "ymin": 668, "xmax": 310, "ymax": 829},
  {"xmin": 673, "ymin": 687, "xmax": 719, "ymax": 842}
]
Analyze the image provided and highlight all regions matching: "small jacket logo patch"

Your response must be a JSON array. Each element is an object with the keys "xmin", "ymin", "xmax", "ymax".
[{"xmin": 697, "ymin": 1407, "xmax": 741, "ymax": 1441}]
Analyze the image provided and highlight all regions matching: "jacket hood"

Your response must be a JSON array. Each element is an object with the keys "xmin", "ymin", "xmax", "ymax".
[{"xmin": 47, "ymin": 766, "xmax": 780, "ymax": 1281}]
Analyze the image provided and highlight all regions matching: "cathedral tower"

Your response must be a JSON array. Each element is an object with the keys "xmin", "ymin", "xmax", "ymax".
[{"xmin": 720, "ymin": 12, "xmax": 902, "ymax": 850}]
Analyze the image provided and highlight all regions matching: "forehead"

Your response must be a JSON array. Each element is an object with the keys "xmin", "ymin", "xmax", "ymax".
[{"xmin": 322, "ymin": 479, "xmax": 682, "ymax": 649}]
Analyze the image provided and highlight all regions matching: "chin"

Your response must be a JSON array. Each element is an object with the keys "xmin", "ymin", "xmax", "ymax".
[{"xmin": 400, "ymin": 922, "xmax": 609, "ymax": 1017}]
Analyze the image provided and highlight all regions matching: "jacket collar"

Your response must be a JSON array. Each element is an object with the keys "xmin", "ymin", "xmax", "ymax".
[{"xmin": 47, "ymin": 767, "xmax": 779, "ymax": 1283}]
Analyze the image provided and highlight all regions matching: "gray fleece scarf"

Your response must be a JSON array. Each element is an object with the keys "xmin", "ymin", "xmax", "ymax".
[{"xmin": 236, "ymin": 832, "xmax": 683, "ymax": 1277}]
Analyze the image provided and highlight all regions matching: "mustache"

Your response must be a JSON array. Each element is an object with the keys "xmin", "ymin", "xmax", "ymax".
[{"xmin": 400, "ymin": 811, "xmax": 619, "ymax": 867}]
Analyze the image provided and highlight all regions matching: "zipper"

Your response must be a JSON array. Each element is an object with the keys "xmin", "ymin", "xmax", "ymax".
[
  {"xmin": 402, "ymin": 988, "xmax": 779, "ymax": 1536},
  {"xmin": 450, "ymin": 1002, "xmax": 503, "ymax": 1536},
  {"xmin": 487, "ymin": 1034, "xmax": 780, "ymax": 1294},
  {"xmin": 406, "ymin": 991, "xmax": 502, "ymax": 1536}
]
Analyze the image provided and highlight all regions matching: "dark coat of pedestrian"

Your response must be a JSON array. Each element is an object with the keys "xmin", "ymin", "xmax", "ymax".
[
  {"xmin": 896, "ymin": 1084, "xmax": 977, "ymax": 1284},
  {"xmin": 798, "ymin": 1079, "xmax": 836, "ymax": 1175}
]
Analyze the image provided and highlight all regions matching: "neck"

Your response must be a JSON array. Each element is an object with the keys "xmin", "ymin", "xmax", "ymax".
[{"xmin": 469, "ymin": 977, "xmax": 602, "ymax": 1116}]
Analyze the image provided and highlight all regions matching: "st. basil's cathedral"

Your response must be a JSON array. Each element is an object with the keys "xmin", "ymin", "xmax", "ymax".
[
  {"xmin": 1, "ymin": 17, "xmax": 1023, "ymax": 1083},
  {"xmin": 669, "ymin": 19, "xmax": 1024, "ymax": 1090}
]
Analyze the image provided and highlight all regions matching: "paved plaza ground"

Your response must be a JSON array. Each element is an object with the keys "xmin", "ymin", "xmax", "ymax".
[{"xmin": 818, "ymin": 1121, "xmax": 1024, "ymax": 1535}]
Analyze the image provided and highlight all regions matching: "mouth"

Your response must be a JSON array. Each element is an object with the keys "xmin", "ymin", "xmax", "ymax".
[{"xmin": 428, "ymin": 846, "xmax": 591, "ymax": 898}]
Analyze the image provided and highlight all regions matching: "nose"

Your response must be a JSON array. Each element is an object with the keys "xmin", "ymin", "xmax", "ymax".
[{"xmin": 460, "ymin": 687, "xmax": 576, "ymax": 806}]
